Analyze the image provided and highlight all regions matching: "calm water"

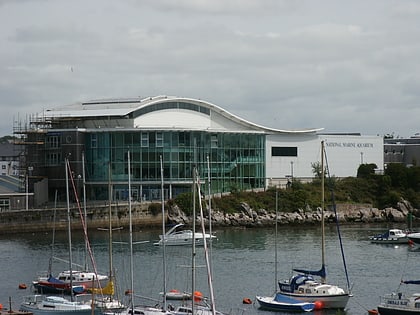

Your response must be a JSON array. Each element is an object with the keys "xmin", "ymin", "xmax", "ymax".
[{"xmin": 0, "ymin": 223, "xmax": 418, "ymax": 315}]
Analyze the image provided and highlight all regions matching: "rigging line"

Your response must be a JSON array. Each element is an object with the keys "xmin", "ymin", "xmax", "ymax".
[
  {"xmin": 323, "ymin": 147, "xmax": 351, "ymax": 293},
  {"xmin": 66, "ymin": 159, "xmax": 103, "ymax": 291},
  {"xmin": 397, "ymin": 247, "xmax": 412, "ymax": 291}
]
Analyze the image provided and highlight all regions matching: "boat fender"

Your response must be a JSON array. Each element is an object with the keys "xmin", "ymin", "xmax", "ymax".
[
  {"xmin": 314, "ymin": 301, "xmax": 324, "ymax": 310},
  {"xmin": 242, "ymin": 298, "xmax": 252, "ymax": 304},
  {"xmin": 193, "ymin": 291, "xmax": 203, "ymax": 302}
]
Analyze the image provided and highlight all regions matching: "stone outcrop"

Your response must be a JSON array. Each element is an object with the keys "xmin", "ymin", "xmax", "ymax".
[{"xmin": 167, "ymin": 199, "xmax": 417, "ymax": 227}]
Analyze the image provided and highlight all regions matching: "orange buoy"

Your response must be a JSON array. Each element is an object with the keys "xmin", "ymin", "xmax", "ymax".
[
  {"xmin": 368, "ymin": 309, "xmax": 379, "ymax": 315},
  {"xmin": 0, "ymin": 303, "xmax": 3, "ymax": 310},
  {"xmin": 125, "ymin": 289, "xmax": 133, "ymax": 295},
  {"xmin": 314, "ymin": 300, "xmax": 324, "ymax": 310},
  {"xmin": 193, "ymin": 291, "xmax": 203, "ymax": 302},
  {"xmin": 18, "ymin": 283, "xmax": 27, "ymax": 289},
  {"xmin": 170, "ymin": 289, "xmax": 180, "ymax": 293},
  {"xmin": 242, "ymin": 298, "xmax": 252, "ymax": 304}
]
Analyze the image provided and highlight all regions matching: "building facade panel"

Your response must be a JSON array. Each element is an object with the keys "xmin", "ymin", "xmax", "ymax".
[{"xmin": 15, "ymin": 96, "xmax": 384, "ymax": 204}]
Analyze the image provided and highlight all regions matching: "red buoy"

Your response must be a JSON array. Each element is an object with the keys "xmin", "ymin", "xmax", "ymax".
[
  {"xmin": 242, "ymin": 298, "xmax": 252, "ymax": 304},
  {"xmin": 314, "ymin": 300, "xmax": 324, "ymax": 310}
]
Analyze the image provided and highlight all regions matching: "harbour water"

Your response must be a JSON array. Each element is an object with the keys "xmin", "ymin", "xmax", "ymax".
[{"xmin": 0, "ymin": 223, "xmax": 418, "ymax": 315}]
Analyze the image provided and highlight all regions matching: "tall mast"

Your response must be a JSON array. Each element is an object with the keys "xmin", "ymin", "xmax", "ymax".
[
  {"xmin": 128, "ymin": 151, "xmax": 134, "ymax": 313},
  {"xmin": 82, "ymin": 152, "xmax": 88, "ymax": 271},
  {"xmin": 321, "ymin": 141, "xmax": 326, "ymax": 284},
  {"xmin": 65, "ymin": 158, "xmax": 74, "ymax": 301},
  {"xmin": 160, "ymin": 155, "xmax": 167, "ymax": 311},
  {"xmin": 108, "ymin": 162, "xmax": 113, "ymax": 280}
]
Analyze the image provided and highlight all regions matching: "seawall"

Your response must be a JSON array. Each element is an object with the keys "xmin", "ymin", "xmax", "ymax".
[{"xmin": 0, "ymin": 202, "xmax": 162, "ymax": 235}]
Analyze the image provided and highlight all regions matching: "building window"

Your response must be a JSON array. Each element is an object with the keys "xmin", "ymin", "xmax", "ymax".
[
  {"xmin": 47, "ymin": 153, "xmax": 61, "ymax": 165},
  {"xmin": 141, "ymin": 133, "xmax": 149, "ymax": 147},
  {"xmin": 271, "ymin": 147, "xmax": 298, "ymax": 157},
  {"xmin": 91, "ymin": 134, "xmax": 97, "ymax": 148},
  {"xmin": 211, "ymin": 135, "xmax": 218, "ymax": 148},
  {"xmin": 156, "ymin": 132, "xmax": 163, "ymax": 147},
  {"xmin": 0, "ymin": 198, "xmax": 9, "ymax": 211},
  {"xmin": 47, "ymin": 135, "xmax": 60, "ymax": 148}
]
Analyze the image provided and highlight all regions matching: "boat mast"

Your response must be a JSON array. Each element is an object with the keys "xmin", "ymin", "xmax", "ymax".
[
  {"xmin": 321, "ymin": 141, "xmax": 326, "ymax": 284},
  {"xmin": 196, "ymin": 171, "xmax": 216, "ymax": 315},
  {"xmin": 207, "ymin": 155, "xmax": 213, "ymax": 277},
  {"xmin": 160, "ymin": 155, "xmax": 167, "ymax": 311},
  {"xmin": 192, "ymin": 165, "xmax": 196, "ymax": 315},
  {"xmin": 275, "ymin": 190, "xmax": 278, "ymax": 292},
  {"xmin": 128, "ymin": 151, "xmax": 134, "ymax": 314},
  {"xmin": 108, "ymin": 162, "xmax": 113, "ymax": 283},
  {"xmin": 65, "ymin": 157, "xmax": 74, "ymax": 301},
  {"xmin": 82, "ymin": 151, "xmax": 88, "ymax": 272}
]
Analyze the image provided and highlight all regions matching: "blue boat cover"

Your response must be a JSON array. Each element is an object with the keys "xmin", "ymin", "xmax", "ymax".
[
  {"xmin": 46, "ymin": 275, "xmax": 65, "ymax": 284},
  {"xmin": 293, "ymin": 264, "xmax": 326, "ymax": 278},
  {"xmin": 403, "ymin": 279, "xmax": 420, "ymax": 285}
]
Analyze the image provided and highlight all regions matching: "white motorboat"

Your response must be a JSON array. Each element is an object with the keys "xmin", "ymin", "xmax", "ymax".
[
  {"xmin": 408, "ymin": 232, "xmax": 420, "ymax": 245},
  {"xmin": 154, "ymin": 223, "xmax": 216, "ymax": 246},
  {"xmin": 370, "ymin": 229, "xmax": 409, "ymax": 244},
  {"xmin": 377, "ymin": 292, "xmax": 420, "ymax": 315}
]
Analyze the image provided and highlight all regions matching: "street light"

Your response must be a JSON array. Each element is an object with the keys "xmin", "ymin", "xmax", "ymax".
[{"xmin": 290, "ymin": 161, "xmax": 294, "ymax": 182}]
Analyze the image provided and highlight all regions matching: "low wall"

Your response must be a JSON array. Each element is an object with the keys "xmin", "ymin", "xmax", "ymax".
[{"xmin": 0, "ymin": 202, "xmax": 162, "ymax": 234}]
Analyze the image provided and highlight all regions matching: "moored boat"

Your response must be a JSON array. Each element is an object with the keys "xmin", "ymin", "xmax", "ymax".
[
  {"xmin": 408, "ymin": 232, "xmax": 420, "ymax": 245},
  {"xmin": 277, "ymin": 141, "xmax": 351, "ymax": 309},
  {"xmin": 377, "ymin": 292, "xmax": 420, "ymax": 315},
  {"xmin": 19, "ymin": 295, "xmax": 99, "ymax": 315},
  {"xmin": 256, "ymin": 293, "xmax": 315, "ymax": 312},
  {"xmin": 154, "ymin": 223, "xmax": 216, "ymax": 246},
  {"xmin": 370, "ymin": 229, "xmax": 409, "ymax": 244}
]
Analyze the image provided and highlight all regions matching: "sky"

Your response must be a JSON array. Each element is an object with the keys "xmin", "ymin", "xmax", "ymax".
[{"xmin": 1, "ymin": 0, "xmax": 420, "ymax": 138}]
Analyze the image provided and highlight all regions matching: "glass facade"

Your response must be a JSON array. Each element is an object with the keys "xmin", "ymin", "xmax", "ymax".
[{"xmin": 84, "ymin": 130, "xmax": 265, "ymax": 201}]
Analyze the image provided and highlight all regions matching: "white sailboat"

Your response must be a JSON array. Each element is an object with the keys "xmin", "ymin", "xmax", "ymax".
[
  {"xmin": 33, "ymin": 155, "xmax": 108, "ymax": 295},
  {"xmin": 256, "ymin": 191, "xmax": 316, "ymax": 312},
  {"xmin": 88, "ymin": 162, "xmax": 125, "ymax": 313},
  {"xmin": 21, "ymin": 158, "xmax": 100, "ymax": 315},
  {"xmin": 277, "ymin": 141, "xmax": 351, "ymax": 309}
]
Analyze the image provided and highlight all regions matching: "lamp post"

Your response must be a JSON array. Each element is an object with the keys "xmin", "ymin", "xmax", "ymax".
[{"xmin": 290, "ymin": 161, "xmax": 294, "ymax": 182}]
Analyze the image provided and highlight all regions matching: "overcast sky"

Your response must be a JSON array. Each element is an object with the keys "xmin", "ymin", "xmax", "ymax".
[{"xmin": 1, "ymin": 0, "xmax": 420, "ymax": 138}]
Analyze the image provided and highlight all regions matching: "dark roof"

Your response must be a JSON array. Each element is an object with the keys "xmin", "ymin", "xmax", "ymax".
[{"xmin": 0, "ymin": 143, "xmax": 24, "ymax": 157}]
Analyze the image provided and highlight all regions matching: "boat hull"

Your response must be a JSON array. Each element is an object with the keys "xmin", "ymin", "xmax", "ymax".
[
  {"xmin": 277, "ymin": 291, "xmax": 350, "ymax": 309},
  {"xmin": 256, "ymin": 294, "xmax": 315, "ymax": 312},
  {"xmin": 377, "ymin": 293, "xmax": 420, "ymax": 315},
  {"xmin": 370, "ymin": 237, "xmax": 408, "ymax": 244},
  {"xmin": 378, "ymin": 305, "xmax": 420, "ymax": 315},
  {"xmin": 20, "ymin": 296, "xmax": 100, "ymax": 315},
  {"xmin": 408, "ymin": 233, "xmax": 420, "ymax": 245}
]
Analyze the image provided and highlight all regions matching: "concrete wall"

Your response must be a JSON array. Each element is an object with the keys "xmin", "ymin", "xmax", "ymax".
[{"xmin": 0, "ymin": 202, "xmax": 163, "ymax": 234}]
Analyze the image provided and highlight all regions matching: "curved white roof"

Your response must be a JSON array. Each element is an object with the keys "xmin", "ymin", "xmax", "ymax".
[{"xmin": 43, "ymin": 95, "xmax": 323, "ymax": 134}]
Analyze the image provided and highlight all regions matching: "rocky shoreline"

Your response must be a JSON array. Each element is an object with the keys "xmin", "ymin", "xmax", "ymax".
[{"xmin": 167, "ymin": 199, "xmax": 417, "ymax": 227}]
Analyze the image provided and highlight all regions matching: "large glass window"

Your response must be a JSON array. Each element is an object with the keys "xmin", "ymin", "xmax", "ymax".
[{"xmin": 85, "ymin": 130, "xmax": 265, "ymax": 200}]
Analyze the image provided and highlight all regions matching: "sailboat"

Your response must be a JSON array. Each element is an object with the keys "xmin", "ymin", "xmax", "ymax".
[
  {"xmin": 120, "ymin": 151, "xmax": 174, "ymax": 315},
  {"xmin": 33, "ymin": 155, "xmax": 108, "ymax": 295},
  {"xmin": 20, "ymin": 158, "xmax": 100, "ymax": 315},
  {"xmin": 277, "ymin": 141, "xmax": 351, "ymax": 309},
  {"xmin": 256, "ymin": 191, "xmax": 316, "ymax": 312},
  {"xmin": 87, "ymin": 162, "xmax": 125, "ymax": 313},
  {"xmin": 172, "ymin": 167, "xmax": 226, "ymax": 315}
]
